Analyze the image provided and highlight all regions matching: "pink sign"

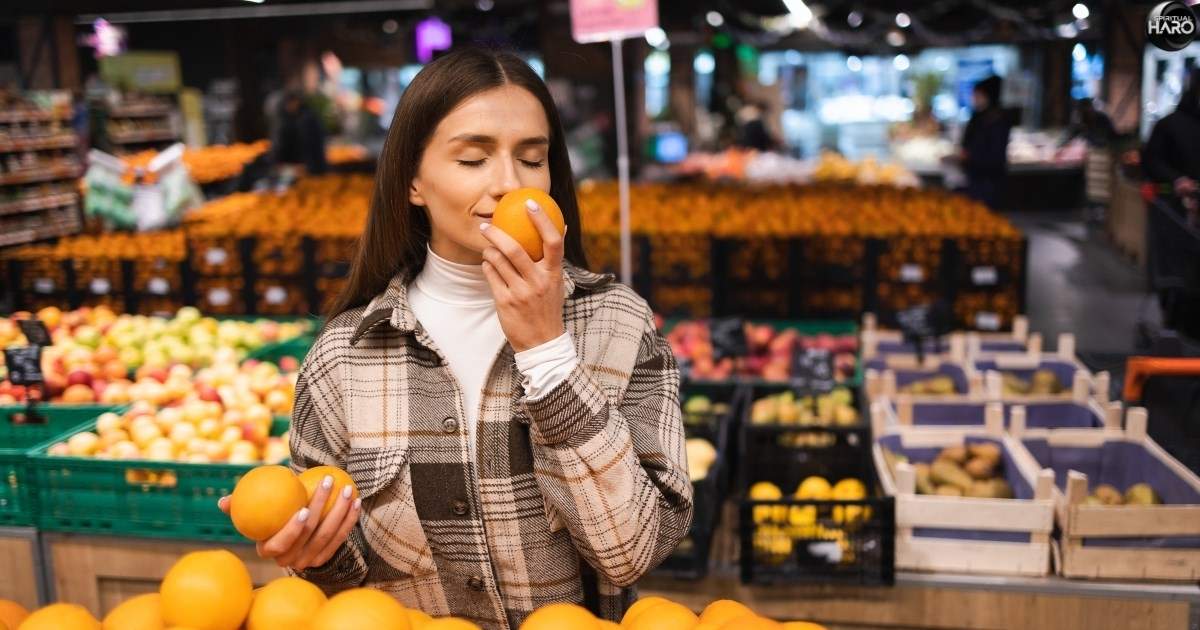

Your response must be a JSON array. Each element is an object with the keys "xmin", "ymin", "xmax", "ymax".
[{"xmin": 570, "ymin": 0, "xmax": 659, "ymax": 44}]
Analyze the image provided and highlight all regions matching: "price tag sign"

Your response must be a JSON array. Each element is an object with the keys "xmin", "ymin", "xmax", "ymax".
[
  {"xmin": 208, "ymin": 287, "xmax": 232, "ymax": 306},
  {"xmin": 265, "ymin": 286, "xmax": 287, "ymax": 305},
  {"xmin": 147, "ymin": 277, "xmax": 171, "ymax": 295},
  {"xmin": 204, "ymin": 247, "xmax": 228, "ymax": 266},
  {"xmin": 899, "ymin": 263, "xmax": 925, "ymax": 283},
  {"xmin": 4, "ymin": 346, "xmax": 43, "ymax": 385},
  {"xmin": 709, "ymin": 317, "xmax": 747, "ymax": 362},
  {"xmin": 971, "ymin": 266, "xmax": 998, "ymax": 286},
  {"xmin": 33, "ymin": 278, "xmax": 55, "ymax": 294},
  {"xmin": 791, "ymin": 347, "xmax": 836, "ymax": 393},
  {"xmin": 17, "ymin": 319, "xmax": 52, "ymax": 347},
  {"xmin": 897, "ymin": 302, "xmax": 951, "ymax": 363},
  {"xmin": 89, "ymin": 277, "xmax": 111, "ymax": 295},
  {"xmin": 975, "ymin": 311, "xmax": 1001, "ymax": 331}
]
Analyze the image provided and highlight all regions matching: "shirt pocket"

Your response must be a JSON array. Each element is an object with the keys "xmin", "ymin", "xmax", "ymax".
[{"xmin": 346, "ymin": 446, "xmax": 439, "ymax": 578}]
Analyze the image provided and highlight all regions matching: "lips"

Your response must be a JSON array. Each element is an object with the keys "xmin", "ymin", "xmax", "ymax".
[{"xmin": 475, "ymin": 213, "xmax": 493, "ymax": 219}]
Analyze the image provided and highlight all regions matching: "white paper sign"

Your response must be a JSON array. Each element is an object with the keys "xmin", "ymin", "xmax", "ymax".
[
  {"xmin": 147, "ymin": 277, "xmax": 170, "ymax": 295},
  {"xmin": 975, "ymin": 311, "xmax": 1001, "ymax": 331},
  {"xmin": 265, "ymin": 286, "xmax": 287, "ymax": 305},
  {"xmin": 208, "ymin": 287, "xmax": 232, "ymax": 306},
  {"xmin": 205, "ymin": 248, "xmax": 228, "ymax": 266},
  {"xmin": 89, "ymin": 278, "xmax": 111, "ymax": 295},
  {"xmin": 972, "ymin": 266, "xmax": 998, "ymax": 286},
  {"xmin": 899, "ymin": 264, "xmax": 924, "ymax": 283},
  {"xmin": 33, "ymin": 278, "xmax": 55, "ymax": 293}
]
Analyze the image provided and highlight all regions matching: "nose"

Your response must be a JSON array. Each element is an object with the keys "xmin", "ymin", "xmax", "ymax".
[{"xmin": 489, "ymin": 154, "xmax": 522, "ymax": 200}]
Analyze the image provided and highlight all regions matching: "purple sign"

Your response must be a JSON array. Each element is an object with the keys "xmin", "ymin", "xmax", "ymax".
[{"xmin": 415, "ymin": 17, "xmax": 452, "ymax": 63}]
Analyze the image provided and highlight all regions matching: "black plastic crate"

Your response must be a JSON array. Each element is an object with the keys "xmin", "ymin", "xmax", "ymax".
[
  {"xmin": 736, "ymin": 382, "xmax": 894, "ymax": 585},
  {"xmin": 655, "ymin": 380, "xmax": 743, "ymax": 580}
]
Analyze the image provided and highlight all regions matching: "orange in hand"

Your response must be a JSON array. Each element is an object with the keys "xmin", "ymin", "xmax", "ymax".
[
  {"xmin": 229, "ymin": 465, "xmax": 308, "ymax": 541},
  {"xmin": 298, "ymin": 466, "xmax": 359, "ymax": 519},
  {"xmin": 491, "ymin": 188, "xmax": 564, "ymax": 262}
]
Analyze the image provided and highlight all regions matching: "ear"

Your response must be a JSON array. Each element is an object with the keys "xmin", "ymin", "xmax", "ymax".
[{"xmin": 409, "ymin": 177, "xmax": 426, "ymax": 207}]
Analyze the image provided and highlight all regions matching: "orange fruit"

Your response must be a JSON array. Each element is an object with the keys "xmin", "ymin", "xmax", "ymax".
[
  {"xmin": 160, "ymin": 549, "xmax": 253, "ymax": 630},
  {"xmin": 699, "ymin": 600, "xmax": 754, "ymax": 626},
  {"xmin": 782, "ymin": 623, "xmax": 827, "ymax": 630},
  {"xmin": 0, "ymin": 600, "xmax": 29, "ymax": 629},
  {"xmin": 519, "ymin": 603, "xmax": 597, "ymax": 630},
  {"xmin": 422, "ymin": 619, "xmax": 479, "ymax": 630},
  {"xmin": 102, "ymin": 593, "xmax": 162, "ymax": 630},
  {"xmin": 298, "ymin": 466, "xmax": 359, "ymax": 519},
  {"xmin": 310, "ymin": 588, "xmax": 409, "ymax": 630},
  {"xmin": 491, "ymin": 188, "xmax": 565, "ymax": 262},
  {"xmin": 229, "ymin": 465, "xmax": 307, "ymax": 541},
  {"xmin": 623, "ymin": 601, "xmax": 697, "ymax": 630},
  {"xmin": 597, "ymin": 622, "xmax": 621, "ymax": 630},
  {"xmin": 16, "ymin": 603, "xmax": 100, "ymax": 630},
  {"xmin": 246, "ymin": 577, "xmax": 327, "ymax": 630},
  {"xmin": 406, "ymin": 609, "xmax": 433, "ymax": 629},
  {"xmin": 620, "ymin": 597, "xmax": 670, "ymax": 626},
  {"xmin": 718, "ymin": 616, "xmax": 783, "ymax": 630}
]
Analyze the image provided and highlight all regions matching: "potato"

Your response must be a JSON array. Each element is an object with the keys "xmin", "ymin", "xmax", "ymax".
[
  {"xmin": 938, "ymin": 445, "xmax": 968, "ymax": 464},
  {"xmin": 963, "ymin": 457, "xmax": 996, "ymax": 480},
  {"xmin": 931, "ymin": 459, "xmax": 974, "ymax": 491},
  {"xmin": 935, "ymin": 484, "xmax": 964, "ymax": 497}
]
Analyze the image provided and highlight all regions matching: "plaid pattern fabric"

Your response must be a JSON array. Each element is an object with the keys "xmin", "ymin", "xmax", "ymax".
[{"xmin": 288, "ymin": 263, "xmax": 692, "ymax": 629}]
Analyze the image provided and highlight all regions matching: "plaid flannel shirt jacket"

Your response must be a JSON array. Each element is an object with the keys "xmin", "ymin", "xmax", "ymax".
[{"xmin": 288, "ymin": 263, "xmax": 693, "ymax": 629}]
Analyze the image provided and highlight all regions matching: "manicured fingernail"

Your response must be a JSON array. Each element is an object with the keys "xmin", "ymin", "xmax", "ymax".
[
  {"xmin": 342, "ymin": 485, "xmax": 353, "ymax": 499},
  {"xmin": 297, "ymin": 508, "xmax": 310, "ymax": 522},
  {"xmin": 525, "ymin": 199, "xmax": 541, "ymax": 212},
  {"xmin": 479, "ymin": 223, "xmax": 490, "ymax": 231},
  {"xmin": 322, "ymin": 475, "xmax": 333, "ymax": 489},
  {"xmin": 353, "ymin": 498, "xmax": 362, "ymax": 510}
]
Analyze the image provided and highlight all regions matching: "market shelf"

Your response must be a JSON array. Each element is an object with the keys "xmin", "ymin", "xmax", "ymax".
[
  {"xmin": 109, "ymin": 129, "xmax": 180, "ymax": 145},
  {"xmin": 0, "ymin": 164, "xmax": 82, "ymax": 186},
  {"xmin": 0, "ymin": 134, "xmax": 79, "ymax": 153},
  {"xmin": 0, "ymin": 209, "xmax": 81, "ymax": 248},
  {"xmin": 0, "ymin": 192, "xmax": 77, "ymax": 217},
  {"xmin": 0, "ymin": 110, "xmax": 71, "ymax": 124},
  {"xmin": 107, "ymin": 105, "xmax": 174, "ymax": 118}
]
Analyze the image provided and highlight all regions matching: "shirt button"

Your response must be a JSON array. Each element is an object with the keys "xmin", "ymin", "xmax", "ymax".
[
  {"xmin": 442, "ymin": 417, "xmax": 458, "ymax": 433},
  {"xmin": 467, "ymin": 576, "xmax": 484, "ymax": 591},
  {"xmin": 452, "ymin": 500, "xmax": 469, "ymax": 516}
]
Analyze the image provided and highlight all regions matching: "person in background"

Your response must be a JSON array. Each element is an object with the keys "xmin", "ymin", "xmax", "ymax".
[
  {"xmin": 735, "ymin": 101, "xmax": 777, "ymax": 152},
  {"xmin": 1143, "ymin": 68, "xmax": 1200, "ymax": 223},
  {"xmin": 1062, "ymin": 98, "xmax": 1117, "ymax": 149},
  {"xmin": 272, "ymin": 90, "xmax": 328, "ymax": 177},
  {"xmin": 960, "ymin": 75, "xmax": 1012, "ymax": 209}
]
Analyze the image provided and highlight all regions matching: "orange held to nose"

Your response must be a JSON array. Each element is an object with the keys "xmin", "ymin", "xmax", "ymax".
[{"xmin": 491, "ymin": 188, "xmax": 565, "ymax": 262}]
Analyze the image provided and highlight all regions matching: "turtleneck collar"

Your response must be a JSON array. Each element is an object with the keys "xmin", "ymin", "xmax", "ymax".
[{"xmin": 411, "ymin": 246, "xmax": 494, "ymax": 306}]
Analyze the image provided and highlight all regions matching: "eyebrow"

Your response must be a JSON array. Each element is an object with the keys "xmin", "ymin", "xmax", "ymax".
[{"xmin": 449, "ymin": 133, "xmax": 549, "ymax": 147}]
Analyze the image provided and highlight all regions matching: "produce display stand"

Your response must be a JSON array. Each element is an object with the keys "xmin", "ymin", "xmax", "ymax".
[
  {"xmin": 0, "ymin": 526, "xmax": 45, "ymax": 612},
  {"xmin": 40, "ymin": 533, "xmax": 282, "ymax": 617},
  {"xmin": 1011, "ymin": 408, "xmax": 1200, "ymax": 581}
]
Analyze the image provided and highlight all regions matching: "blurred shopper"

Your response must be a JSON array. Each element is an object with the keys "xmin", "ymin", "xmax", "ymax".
[
  {"xmin": 1143, "ymin": 69, "xmax": 1200, "ymax": 222},
  {"xmin": 1063, "ymin": 98, "xmax": 1117, "ymax": 148},
  {"xmin": 1062, "ymin": 98, "xmax": 1119, "ymax": 221},
  {"xmin": 272, "ymin": 90, "xmax": 328, "ymax": 176},
  {"xmin": 735, "ymin": 101, "xmax": 777, "ymax": 151},
  {"xmin": 960, "ymin": 75, "xmax": 1011, "ymax": 209}
]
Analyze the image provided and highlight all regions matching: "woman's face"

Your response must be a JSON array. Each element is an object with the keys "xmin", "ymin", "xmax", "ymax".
[{"xmin": 410, "ymin": 84, "xmax": 552, "ymax": 264}]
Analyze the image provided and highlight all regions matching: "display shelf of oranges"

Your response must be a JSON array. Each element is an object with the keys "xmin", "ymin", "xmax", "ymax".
[
  {"xmin": 652, "ymin": 284, "xmax": 713, "ymax": 318},
  {"xmin": 122, "ymin": 141, "xmax": 270, "ymax": 184},
  {"xmin": 196, "ymin": 277, "xmax": 246, "ymax": 315},
  {"xmin": 0, "ymin": 306, "xmax": 308, "ymax": 405},
  {"xmin": 0, "ymin": 555, "xmax": 827, "ymax": 630},
  {"xmin": 952, "ymin": 235, "xmax": 1024, "ymax": 291},
  {"xmin": 253, "ymin": 277, "xmax": 308, "ymax": 316},
  {"xmin": 877, "ymin": 236, "xmax": 943, "ymax": 285},
  {"xmin": 954, "ymin": 291, "xmax": 1020, "ymax": 331},
  {"xmin": 326, "ymin": 143, "xmax": 370, "ymax": 165}
]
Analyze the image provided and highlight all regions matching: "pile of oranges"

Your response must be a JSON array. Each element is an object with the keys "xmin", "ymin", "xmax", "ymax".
[
  {"xmin": 326, "ymin": 143, "xmax": 369, "ymax": 165},
  {"xmin": 576, "ymin": 181, "xmax": 1019, "ymax": 240},
  {"xmin": 0, "ymin": 568, "xmax": 825, "ymax": 630},
  {"xmin": 184, "ymin": 174, "xmax": 371, "ymax": 238},
  {"xmin": 121, "ymin": 141, "xmax": 270, "ymax": 184}
]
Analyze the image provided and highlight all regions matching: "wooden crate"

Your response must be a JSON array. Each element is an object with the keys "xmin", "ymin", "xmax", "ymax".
[
  {"xmin": 1010, "ymin": 408, "xmax": 1200, "ymax": 581},
  {"xmin": 864, "ymin": 359, "xmax": 984, "ymax": 402},
  {"xmin": 860, "ymin": 313, "xmax": 1030, "ymax": 362},
  {"xmin": 871, "ymin": 408, "xmax": 1056, "ymax": 576},
  {"xmin": 0, "ymin": 527, "xmax": 43, "ymax": 610},
  {"xmin": 44, "ymin": 533, "xmax": 285, "ymax": 618},
  {"xmin": 880, "ymin": 396, "xmax": 1118, "ymax": 433}
]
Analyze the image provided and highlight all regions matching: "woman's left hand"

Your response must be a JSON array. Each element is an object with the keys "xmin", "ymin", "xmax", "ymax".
[{"xmin": 479, "ymin": 200, "xmax": 566, "ymax": 353}]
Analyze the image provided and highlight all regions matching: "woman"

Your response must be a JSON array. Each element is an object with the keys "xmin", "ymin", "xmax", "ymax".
[{"xmin": 220, "ymin": 48, "xmax": 692, "ymax": 628}]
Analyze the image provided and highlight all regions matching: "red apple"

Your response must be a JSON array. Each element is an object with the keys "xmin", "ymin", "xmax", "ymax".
[
  {"xmin": 278, "ymin": 356, "xmax": 300, "ymax": 373},
  {"xmin": 197, "ymin": 385, "xmax": 221, "ymax": 403},
  {"xmin": 67, "ymin": 369, "xmax": 94, "ymax": 388}
]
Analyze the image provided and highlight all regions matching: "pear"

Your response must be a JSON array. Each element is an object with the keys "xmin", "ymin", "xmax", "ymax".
[{"xmin": 1124, "ymin": 483, "xmax": 1161, "ymax": 505}]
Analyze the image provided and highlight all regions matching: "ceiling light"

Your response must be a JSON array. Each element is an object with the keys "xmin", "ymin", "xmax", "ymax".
[
  {"xmin": 1072, "ymin": 3, "xmax": 1090, "ymax": 20},
  {"xmin": 847, "ymin": 10, "xmax": 863, "ymax": 28},
  {"xmin": 893, "ymin": 54, "xmax": 910, "ymax": 71},
  {"xmin": 782, "ymin": 0, "xmax": 813, "ymax": 29},
  {"xmin": 846, "ymin": 55, "xmax": 863, "ymax": 72},
  {"xmin": 645, "ymin": 27, "xmax": 668, "ymax": 49},
  {"xmin": 887, "ymin": 30, "xmax": 906, "ymax": 46},
  {"xmin": 706, "ymin": 11, "xmax": 724, "ymax": 27},
  {"xmin": 896, "ymin": 12, "xmax": 911, "ymax": 28}
]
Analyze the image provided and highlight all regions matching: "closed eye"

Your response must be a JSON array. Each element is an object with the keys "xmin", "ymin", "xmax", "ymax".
[
  {"xmin": 457, "ymin": 158, "xmax": 487, "ymax": 168},
  {"xmin": 519, "ymin": 159, "xmax": 545, "ymax": 168}
]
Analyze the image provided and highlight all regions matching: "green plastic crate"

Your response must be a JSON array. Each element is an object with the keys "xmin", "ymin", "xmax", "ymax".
[
  {"xmin": 29, "ymin": 416, "xmax": 290, "ymax": 542},
  {"xmin": 0, "ymin": 404, "xmax": 124, "ymax": 526},
  {"xmin": 247, "ymin": 336, "xmax": 314, "ymax": 366}
]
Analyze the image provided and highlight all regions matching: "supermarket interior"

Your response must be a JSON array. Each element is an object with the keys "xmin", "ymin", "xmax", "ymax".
[{"xmin": 1, "ymin": 0, "xmax": 1200, "ymax": 629}]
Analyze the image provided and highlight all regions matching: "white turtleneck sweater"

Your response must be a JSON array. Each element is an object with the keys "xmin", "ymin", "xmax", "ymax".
[{"xmin": 408, "ymin": 247, "xmax": 579, "ymax": 445}]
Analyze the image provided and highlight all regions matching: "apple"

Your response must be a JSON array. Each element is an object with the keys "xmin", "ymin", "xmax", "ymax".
[
  {"xmin": 196, "ymin": 385, "xmax": 221, "ymax": 403},
  {"xmin": 99, "ymin": 428, "xmax": 131, "ymax": 450},
  {"xmin": 110, "ymin": 440, "xmax": 141, "ymax": 460},
  {"xmin": 67, "ymin": 432, "xmax": 100, "ymax": 456},
  {"xmin": 66, "ymin": 368, "xmax": 94, "ymax": 388},
  {"xmin": 203, "ymin": 440, "xmax": 229, "ymax": 462},
  {"xmin": 74, "ymin": 325, "xmax": 101, "ymax": 349},
  {"xmin": 197, "ymin": 418, "xmax": 220, "ymax": 439},
  {"xmin": 96, "ymin": 412, "xmax": 123, "ymax": 435},
  {"xmin": 130, "ymin": 422, "xmax": 163, "ymax": 448},
  {"xmin": 184, "ymin": 436, "xmax": 208, "ymax": 455},
  {"xmin": 228, "ymin": 440, "xmax": 259, "ymax": 463},
  {"xmin": 100, "ymin": 381, "xmax": 133, "ymax": 404},
  {"xmin": 62, "ymin": 383, "xmax": 96, "ymax": 403},
  {"xmin": 262, "ymin": 438, "xmax": 290, "ymax": 464},
  {"xmin": 155, "ymin": 406, "xmax": 184, "ymax": 432},
  {"xmin": 279, "ymin": 356, "xmax": 299, "ymax": 373},
  {"xmin": 169, "ymin": 422, "xmax": 197, "ymax": 446},
  {"xmin": 35, "ymin": 307, "xmax": 62, "ymax": 329},
  {"xmin": 47, "ymin": 442, "xmax": 70, "ymax": 456},
  {"xmin": 219, "ymin": 425, "xmax": 243, "ymax": 445},
  {"xmin": 185, "ymin": 453, "xmax": 211, "ymax": 464},
  {"xmin": 144, "ymin": 437, "xmax": 176, "ymax": 461},
  {"xmin": 263, "ymin": 389, "xmax": 291, "ymax": 415}
]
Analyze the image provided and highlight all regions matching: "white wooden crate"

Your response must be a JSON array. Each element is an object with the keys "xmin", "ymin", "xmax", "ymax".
[
  {"xmin": 878, "ymin": 396, "xmax": 1119, "ymax": 433},
  {"xmin": 1009, "ymin": 408, "xmax": 1200, "ymax": 581},
  {"xmin": 860, "ymin": 313, "xmax": 1030, "ymax": 363},
  {"xmin": 871, "ymin": 405, "xmax": 1056, "ymax": 576}
]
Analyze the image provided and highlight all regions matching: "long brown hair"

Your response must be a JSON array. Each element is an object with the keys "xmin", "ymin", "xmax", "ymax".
[{"xmin": 328, "ymin": 47, "xmax": 589, "ymax": 317}]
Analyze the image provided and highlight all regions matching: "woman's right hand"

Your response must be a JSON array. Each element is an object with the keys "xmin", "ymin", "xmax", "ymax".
[{"xmin": 217, "ymin": 473, "xmax": 362, "ymax": 571}]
